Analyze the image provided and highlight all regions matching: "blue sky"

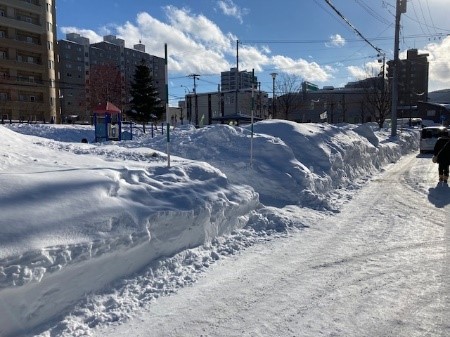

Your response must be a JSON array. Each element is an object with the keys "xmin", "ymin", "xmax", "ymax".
[{"xmin": 57, "ymin": 0, "xmax": 450, "ymax": 105}]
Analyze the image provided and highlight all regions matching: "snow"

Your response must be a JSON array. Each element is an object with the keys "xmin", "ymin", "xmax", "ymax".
[{"xmin": 0, "ymin": 120, "xmax": 439, "ymax": 337}]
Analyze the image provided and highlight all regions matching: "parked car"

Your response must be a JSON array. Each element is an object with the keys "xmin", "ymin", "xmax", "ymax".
[{"xmin": 419, "ymin": 126, "xmax": 449, "ymax": 153}]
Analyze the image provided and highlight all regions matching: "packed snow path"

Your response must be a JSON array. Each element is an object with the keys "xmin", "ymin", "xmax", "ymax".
[{"xmin": 93, "ymin": 153, "xmax": 449, "ymax": 337}]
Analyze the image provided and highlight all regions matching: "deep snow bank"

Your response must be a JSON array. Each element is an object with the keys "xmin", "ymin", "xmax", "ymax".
[
  {"xmin": 133, "ymin": 120, "xmax": 419, "ymax": 209},
  {"xmin": 0, "ymin": 126, "xmax": 259, "ymax": 336},
  {"xmin": 0, "ymin": 121, "xmax": 419, "ymax": 336}
]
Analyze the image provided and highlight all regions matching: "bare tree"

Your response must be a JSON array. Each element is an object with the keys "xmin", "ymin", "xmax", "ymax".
[
  {"xmin": 88, "ymin": 63, "xmax": 123, "ymax": 110},
  {"xmin": 362, "ymin": 77, "xmax": 391, "ymax": 128},
  {"xmin": 276, "ymin": 74, "xmax": 302, "ymax": 120}
]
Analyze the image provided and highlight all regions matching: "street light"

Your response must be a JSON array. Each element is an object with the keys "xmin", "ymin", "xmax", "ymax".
[
  {"xmin": 181, "ymin": 85, "xmax": 191, "ymax": 94},
  {"xmin": 270, "ymin": 72, "xmax": 277, "ymax": 118}
]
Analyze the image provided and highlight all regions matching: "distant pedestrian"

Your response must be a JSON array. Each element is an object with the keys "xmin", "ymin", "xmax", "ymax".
[{"xmin": 433, "ymin": 132, "xmax": 450, "ymax": 184}]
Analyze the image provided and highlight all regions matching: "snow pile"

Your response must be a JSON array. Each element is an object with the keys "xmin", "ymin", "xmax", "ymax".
[
  {"xmin": 131, "ymin": 121, "xmax": 417, "ymax": 209},
  {"xmin": 0, "ymin": 121, "xmax": 419, "ymax": 336}
]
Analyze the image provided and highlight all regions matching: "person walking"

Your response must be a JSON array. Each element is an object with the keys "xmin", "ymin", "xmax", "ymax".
[{"xmin": 433, "ymin": 132, "xmax": 450, "ymax": 184}]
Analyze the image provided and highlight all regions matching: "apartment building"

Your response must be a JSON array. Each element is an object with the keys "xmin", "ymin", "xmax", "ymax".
[
  {"xmin": 57, "ymin": 33, "xmax": 166, "ymax": 123},
  {"xmin": 388, "ymin": 48, "xmax": 429, "ymax": 107},
  {"xmin": 221, "ymin": 68, "xmax": 258, "ymax": 91},
  {"xmin": 0, "ymin": 0, "xmax": 58, "ymax": 122}
]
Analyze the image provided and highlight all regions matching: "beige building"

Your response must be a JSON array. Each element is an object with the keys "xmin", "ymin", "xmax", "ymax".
[
  {"xmin": 185, "ymin": 89, "xmax": 269, "ymax": 126},
  {"xmin": 0, "ymin": 0, "xmax": 58, "ymax": 123}
]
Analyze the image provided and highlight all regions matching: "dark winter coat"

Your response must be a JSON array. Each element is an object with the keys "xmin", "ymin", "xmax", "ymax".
[{"xmin": 433, "ymin": 135, "xmax": 450, "ymax": 165}]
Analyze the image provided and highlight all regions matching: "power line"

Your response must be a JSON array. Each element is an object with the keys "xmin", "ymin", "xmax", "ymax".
[
  {"xmin": 324, "ymin": 0, "xmax": 383, "ymax": 54},
  {"xmin": 425, "ymin": 0, "xmax": 439, "ymax": 35},
  {"xmin": 416, "ymin": 0, "xmax": 433, "ymax": 36},
  {"xmin": 241, "ymin": 33, "xmax": 446, "ymax": 45},
  {"xmin": 354, "ymin": 0, "xmax": 391, "ymax": 26},
  {"xmin": 312, "ymin": 0, "xmax": 353, "ymax": 33}
]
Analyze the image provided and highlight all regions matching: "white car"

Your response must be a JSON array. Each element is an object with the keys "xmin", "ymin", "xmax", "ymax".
[{"xmin": 419, "ymin": 126, "xmax": 449, "ymax": 154}]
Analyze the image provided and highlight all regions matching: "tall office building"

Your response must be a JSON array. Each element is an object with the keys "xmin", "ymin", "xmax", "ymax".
[
  {"xmin": 57, "ymin": 34, "xmax": 166, "ymax": 123},
  {"xmin": 0, "ymin": 0, "xmax": 58, "ymax": 122}
]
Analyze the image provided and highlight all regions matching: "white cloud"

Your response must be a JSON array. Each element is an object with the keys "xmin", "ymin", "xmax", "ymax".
[
  {"xmin": 114, "ymin": 9, "xmax": 234, "ymax": 74},
  {"xmin": 60, "ymin": 27, "xmax": 103, "ymax": 43},
  {"xmin": 422, "ymin": 36, "xmax": 450, "ymax": 91},
  {"xmin": 271, "ymin": 55, "xmax": 333, "ymax": 82},
  {"xmin": 217, "ymin": 0, "xmax": 249, "ymax": 24},
  {"xmin": 346, "ymin": 59, "xmax": 384, "ymax": 81},
  {"xmin": 347, "ymin": 65, "xmax": 368, "ymax": 80},
  {"xmin": 237, "ymin": 44, "xmax": 271, "ymax": 72},
  {"xmin": 164, "ymin": 6, "xmax": 231, "ymax": 51},
  {"xmin": 326, "ymin": 34, "xmax": 346, "ymax": 48}
]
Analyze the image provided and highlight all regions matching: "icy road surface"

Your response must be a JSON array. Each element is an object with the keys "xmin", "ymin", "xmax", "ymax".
[{"xmin": 93, "ymin": 153, "xmax": 449, "ymax": 337}]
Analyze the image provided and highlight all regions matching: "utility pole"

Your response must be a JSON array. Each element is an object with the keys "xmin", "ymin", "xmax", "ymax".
[
  {"xmin": 391, "ymin": 0, "xmax": 407, "ymax": 137},
  {"xmin": 164, "ymin": 44, "xmax": 170, "ymax": 168},
  {"xmin": 342, "ymin": 94, "xmax": 346, "ymax": 122},
  {"xmin": 235, "ymin": 40, "xmax": 239, "ymax": 114},
  {"xmin": 250, "ymin": 68, "xmax": 255, "ymax": 168},
  {"xmin": 271, "ymin": 72, "xmax": 277, "ymax": 118},
  {"xmin": 189, "ymin": 73, "xmax": 200, "ymax": 126}
]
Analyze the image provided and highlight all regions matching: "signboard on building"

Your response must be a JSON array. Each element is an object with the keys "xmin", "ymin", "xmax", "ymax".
[{"xmin": 302, "ymin": 81, "xmax": 319, "ymax": 92}]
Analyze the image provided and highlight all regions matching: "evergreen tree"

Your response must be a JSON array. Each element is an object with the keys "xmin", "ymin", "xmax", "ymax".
[{"xmin": 126, "ymin": 60, "xmax": 164, "ymax": 132}]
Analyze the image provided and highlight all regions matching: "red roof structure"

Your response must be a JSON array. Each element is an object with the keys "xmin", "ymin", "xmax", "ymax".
[{"xmin": 93, "ymin": 101, "xmax": 121, "ymax": 115}]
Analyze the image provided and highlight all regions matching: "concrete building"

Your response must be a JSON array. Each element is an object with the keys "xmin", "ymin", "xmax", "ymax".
[
  {"xmin": 284, "ymin": 87, "xmax": 370, "ymax": 124},
  {"xmin": 57, "ymin": 34, "xmax": 166, "ymax": 123},
  {"xmin": 0, "ymin": 0, "xmax": 58, "ymax": 122},
  {"xmin": 57, "ymin": 33, "xmax": 88, "ymax": 122},
  {"xmin": 185, "ymin": 89, "xmax": 269, "ymax": 126},
  {"xmin": 388, "ymin": 48, "xmax": 429, "ymax": 107},
  {"xmin": 221, "ymin": 68, "xmax": 258, "ymax": 91},
  {"xmin": 278, "ymin": 79, "xmax": 389, "ymax": 124}
]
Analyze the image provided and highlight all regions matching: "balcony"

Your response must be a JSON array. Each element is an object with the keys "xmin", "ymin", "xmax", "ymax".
[{"xmin": 5, "ymin": 0, "xmax": 42, "ymax": 13}]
